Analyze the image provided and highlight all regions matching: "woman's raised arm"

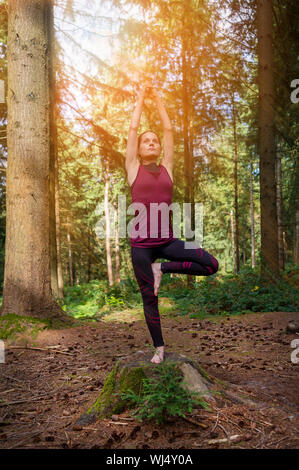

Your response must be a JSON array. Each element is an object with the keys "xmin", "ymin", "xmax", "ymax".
[
  {"xmin": 151, "ymin": 89, "xmax": 174, "ymax": 171},
  {"xmin": 126, "ymin": 86, "xmax": 146, "ymax": 172}
]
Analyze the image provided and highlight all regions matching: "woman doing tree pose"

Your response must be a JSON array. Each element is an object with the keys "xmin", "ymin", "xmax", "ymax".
[{"xmin": 126, "ymin": 83, "xmax": 219, "ymax": 364}]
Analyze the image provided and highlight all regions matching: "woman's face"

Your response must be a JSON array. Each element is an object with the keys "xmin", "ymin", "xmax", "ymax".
[{"xmin": 138, "ymin": 132, "xmax": 161, "ymax": 161}]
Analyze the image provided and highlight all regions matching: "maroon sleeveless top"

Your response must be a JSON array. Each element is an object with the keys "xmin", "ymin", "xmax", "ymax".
[{"xmin": 129, "ymin": 163, "xmax": 174, "ymax": 247}]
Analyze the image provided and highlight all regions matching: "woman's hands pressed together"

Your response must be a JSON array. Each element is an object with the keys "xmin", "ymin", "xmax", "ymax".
[{"xmin": 139, "ymin": 81, "xmax": 160, "ymax": 100}]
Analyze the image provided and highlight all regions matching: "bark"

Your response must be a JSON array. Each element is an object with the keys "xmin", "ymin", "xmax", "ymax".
[
  {"xmin": 294, "ymin": 210, "xmax": 299, "ymax": 264},
  {"xmin": 232, "ymin": 94, "xmax": 240, "ymax": 272},
  {"xmin": 1, "ymin": 0, "xmax": 66, "ymax": 320},
  {"xmin": 114, "ymin": 201, "xmax": 120, "ymax": 284},
  {"xmin": 48, "ymin": 0, "xmax": 58, "ymax": 298},
  {"xmin": 75, "ymin": 251, "xmax": 81, "ymax": 285},
  {"xmin": 276, "ymin": 144, "xmax": 285, "ymax": 271},
  {"xmin": 66, "ymin": 214, "xmax": 73, "ymax": 286},
  {"xmin": 189, "ymin": 101, "xmax": 195, "ymax": 240},
  {"xmin": 182, "ymin": 32, "xmax": 190, "ymax": 209},
  {"xmin": 181, "ymin": 16, "xmax": 193, "ymax": 288},
  {"xmin": 249, "ymin": 161, "xmax": 256, "ymax": 268},
  {"xmin": 230, "ymin": 209, "xmax": 236, "ymax": 274},
  {"xmin": 282, "ymin": 231, "xmax": 287, "ymax": 265},
  {"xmin": 257, "ymin": 0, "xmax": 280, "ymax": 280},
  {"xmin": 54, "ymin": 139, "xmax": 64, "ymax": 298},
  {"xmin": 104, "ymin": 160, "xmax": 113, "ymax": 286},
  {"xmin": 87, "ymin": 235, "xmax": 91, "ymax": 283}
]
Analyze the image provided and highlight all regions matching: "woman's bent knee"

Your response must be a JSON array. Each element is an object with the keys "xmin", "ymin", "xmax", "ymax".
[{"xmin": 211, "ymin": 257, "xmax": 219, "ymax": 273}]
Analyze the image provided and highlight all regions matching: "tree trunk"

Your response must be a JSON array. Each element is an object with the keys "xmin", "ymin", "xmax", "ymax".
[
  {"xmin": 282, "ymin": 231, "xmax": 287, "ymax": 265},
  {"xmin": 55, "ymin": 148, "xmax": 64, "ymax": 298},
  {"xmin": 104, "ymin": 160, "xmax": 113, "ymax": 286},
  {"xmin": 48, "ymin": 0, "xmax": 59, "ymax": 298},
  {"xmin": 66, "ymin": 214, "xmax": 73, "ymax": 287},
  {"xmin": 188, "ymin": 95, "xmax": 195, "ymax": 289},
  {"xmin": 230, "ymin": 209, "xmax": 236, "ymax": 274},
  {"xmin": 75, "ymin": 263, "xmax": 80, "ymax": 285},
  {"xmin": 249, "ymin": 160, "xmax": 256, "ymax": 268},
  {"xmin": 87, "ymin": 235, "xmax": 91, "ymax": 283},
  {"xmin": 276, "ymin": 144, "xmax": 285, "ymax": 271},
  {"xmin": 232, "ymin": 93, "xmax": 240, "ymax": 272},
  {"xmin": 189, "ymin": 99, "xmax": 195, "ymax": 243},
  {"xmin": 1, "ymin": 0, "xmax": 66, "ymax": 320},
  {"xmin": 114, "ymin": 201, "xmax": 120, "ymax": 284},
  {"xmin": 181, "ymin": 17, "xmax": 193, "ymax": 288},
  {"xmin": 257, "ymin": 0, "xmax": 279, "ymax": 281},
  {"xmin": 294, "ymin": 210, "xmax": 299, "ymax": 264}
]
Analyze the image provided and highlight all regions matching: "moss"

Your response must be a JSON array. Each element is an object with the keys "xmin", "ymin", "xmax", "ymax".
[
  {"xmin": 47, "ymin": 316, "xmax": 77, "ymax": 329},
  {"xmin": 196, "ymin": 363, "xmax": 213, "ymax": 382},
  {"xmin": 196, "ymin": 362, "xmax": 227, "ymax": 387},
  {"xmin": 114, "ymin": 366, "xmax": 147, "ymax": 414},
  {"xmin": 86, "ymin": 362, "xmax": 149, "ymax": 419},
  {"xmin": 212, "ymin": 376, "xmax": 227, "ymax": 387},
  {"xmin": 87, "ymin": 362, "xmax": 120, "ymax": 418},
  {"xmin": 0, "ymin": 313, "xmax": 50, "ymax": 340}
]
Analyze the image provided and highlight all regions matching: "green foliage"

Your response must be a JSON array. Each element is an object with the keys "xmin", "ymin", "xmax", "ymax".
[
  {"xmin": 164, "ymin": 265, "xmax": 299, "ymax": 318},
  {"xmin": 59, "ymin": 264, "xmax": 299, "ymax": 321},
  {"xmin": 120, "ymin": 361, "xmax": 209, "ymax": 425},
  {"xmin": 59, "ymin": 278, "xmax": 141, "ymax": 319},
  {"xmin": 59, "ymin": 280, "xmax": 106, "ymax": 319}
]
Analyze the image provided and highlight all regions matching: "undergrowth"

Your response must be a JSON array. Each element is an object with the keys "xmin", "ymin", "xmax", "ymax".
[
  {"xmin": 120, "ymin": 361, "xmax": 210, "ymax": 424},
  {"xmin": 59, "ymin": 264, "xmax": 299, "ymax": 320}
]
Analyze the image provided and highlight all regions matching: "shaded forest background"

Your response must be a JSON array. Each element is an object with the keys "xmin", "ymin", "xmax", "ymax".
[{"xmin": 0, "ymin": 0, "xmax": 298, "ymax": 321}]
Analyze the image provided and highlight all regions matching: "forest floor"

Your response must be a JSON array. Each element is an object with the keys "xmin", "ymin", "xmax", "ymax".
[{"xmin": 0, "ymin": 309, "xmax": 298, "ymax": 449}]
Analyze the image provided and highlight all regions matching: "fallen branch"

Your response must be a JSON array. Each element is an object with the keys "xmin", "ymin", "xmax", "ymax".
[
  {"xmin": 207, "ymin": 434, "xmax": 242, "ymax": 445},
  {"xmin": 115, "ymin": 417, "xmax": 135, "ymax": 421},
  {"xmin": 181, "ymin": 416, "xmax": 208, "ymax": 429},
  {"xmin": 108, "ymin": 421, "xmax": 129, "ymax": 426},
  {"xmin": 7, "ymin": 431, "xmax": 43, "ymax": 449},
  {"xmin": 210, "ymin": 412, "xmax": 220, "ymax": 433},
  {"xmin": 6, "ymin": 346, "xmax": 74, "ymax": 356},
  {"xmin": 218, "ymin": 423, "xmax": 230, "ymax": 440},
  {"xmin": 1, "ymin": 374, "xmax": 23, "ymax": 383},
  {"xmin": 0, "ymin": 394, "xmax": 52, "ymax": 407}
]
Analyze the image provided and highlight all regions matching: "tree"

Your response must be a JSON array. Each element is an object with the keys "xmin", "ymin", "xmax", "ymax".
[
  {"xmin": 0, "ymin": 0, "xmax": 67, "ymax": 320},
  {"xmin": 0, "ymin": 0, "xmax": 8, "ymax": 290},
  {"xmin": 257, "ymin": 0, "xmax": 279, "ymax": 280}
]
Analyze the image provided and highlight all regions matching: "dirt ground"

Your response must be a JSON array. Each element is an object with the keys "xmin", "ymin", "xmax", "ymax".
[{"xmin": 0, "ymin": 311, "xmax": 298, "ymax": 449}]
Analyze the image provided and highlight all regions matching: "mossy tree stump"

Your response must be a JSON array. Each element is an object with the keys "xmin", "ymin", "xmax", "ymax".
[{"xmin": 74, "ymin": 351, "xmax": 232, "ymax": 427}]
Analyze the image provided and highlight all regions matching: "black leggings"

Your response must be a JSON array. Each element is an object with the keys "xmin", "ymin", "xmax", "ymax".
[{"xmin": 131, "ymin": 238, "xmax": 219, "ymax": 348}]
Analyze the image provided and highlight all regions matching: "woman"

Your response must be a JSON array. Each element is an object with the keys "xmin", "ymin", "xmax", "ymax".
[{"xmin": 126, "ymin": 83, "xmax": 219, "ymax": 364}]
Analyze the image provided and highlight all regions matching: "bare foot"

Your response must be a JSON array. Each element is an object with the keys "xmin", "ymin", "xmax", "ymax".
[
  {"xmin": 151, "ymin": 346, "xmax": 165, "ymax": 364},
  {"xmin": 151, "ymin": 262, "xmax": 163, "ymax": 296}
]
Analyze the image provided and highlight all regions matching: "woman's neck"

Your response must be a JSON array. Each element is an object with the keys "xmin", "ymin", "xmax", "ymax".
[{"xmin": 141, "ymin": 159, "xmax": 158, "ymax": 166}]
